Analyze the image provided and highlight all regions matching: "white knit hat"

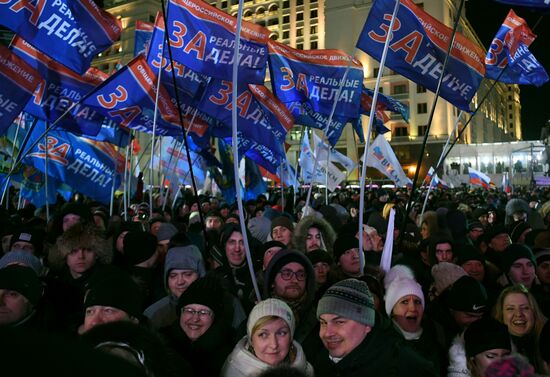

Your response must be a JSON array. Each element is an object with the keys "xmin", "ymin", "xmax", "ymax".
[
  {"xmin": 247, "ymin": 298, "xmax": 295, "ymax": 339},
  {"xmin": 383, "ymin": 265, "xmax": 415, "ymax": 291},
  {"xmin": 384, "ymin": 278, "xmax": 425, "ymax": 316}
]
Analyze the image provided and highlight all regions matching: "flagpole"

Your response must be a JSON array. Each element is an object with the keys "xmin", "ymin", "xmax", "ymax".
[
  {"xmin": 357, "ymin": 0, "xmax": 401, "ymax": 274},
  {"xmin": 44, "ymin": 124, "xmax": 50, "ymax": 220},
  {"xmin": 303, "ymin": 50, "xmax": 358, "ymax": 215},
  {"xmin": 162, "ymin": 139, "xmax": 186, "ymax": 211},
  {"xmin": 122, "ymin": 137, "xmax": 131, "ymax": 221},
  {"xmin": 17, "ymin": 186, "xmax": 23, "ymax": 210},
  {"xmin": 161, "ymin": 0, "xmax": 213, "ymax": 250},
  {"xmin": 227, "ymin": 0, "xmax": 261, "ymax": 302},
  {"xmin": 402, "ymin": 0, "xmax": 466, "ymax": 231},
  {"xmin": 293, "ymin": 125, "xmax": 307, "ymax": 208},
  {"xmin": 3, "ymin": 115, "xmax": 23, "ymax": 210},
  {"xmin": 127, "ymin": 130, "xmax": 136, "ymax": 211},
  {"xmin": 420, "ymin": 111, "xmax": 464, "ymax": 218},
  {"xmin": 109, "ymin": 169, "xmax": 116, "ymax": 217}
]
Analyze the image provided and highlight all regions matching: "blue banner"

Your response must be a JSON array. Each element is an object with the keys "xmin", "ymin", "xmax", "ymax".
[
  {"xmin": 11, "ymin": 37, "xmax": 109, "ymax": 136},
  {"xmin": 0, "ymin": 0, "xmax": 121, "ymax": 74},
  {"xmin": 166, "ymin": 0, "xmax": 269, "ymax": 84},
  {"xmin": 485, "ymin": 9, "xmax": 549, "ymax": 87},
  {"xmin": 147, "ymin": 12, "xmax": 209, "ymax": 100},
  {"xmin": 269, "ymin": 40, "xmax": 363, "ymax": 118},
  {"xmin": 79, "ymin": 56, "xmax": 184, "ymax": 137},
  {"xmin": 494, "ymin": 0, "xmax": 550, "ymax": 10},
  {"xmin": 198, "ymin": 80, "xmax": 293, "ymax": 159},
  {"xmin": 362, "ymin": 87, "xmax": 409, "ymax": 122},
  {"xmin": 356, "ymin": 0, "xmax": 485, "ymax": 112},
  {"xmin": 287, "ymin": 101, "xmax": 349, "ymax": 146},
  {"xmin": 210, "ymin": 138, "xmax": 236, "ymax": 204},
  {"xmin": 243, "ymin": 157, "xmax": 267, "ymax": 201},
  {"xmin": 22, "ymin": 120, "xmax": 125, "ymax": 204},
  {"xmin": 134, "ymin": 20, "xmax": 154, "ymax": 57},
  {"xmin": 0, "ymin": 45, "xmax": 41, "ymax": 134},
  {"xmin": 14, "ymin": 165, "xmax": 61, "ymax": 207}
]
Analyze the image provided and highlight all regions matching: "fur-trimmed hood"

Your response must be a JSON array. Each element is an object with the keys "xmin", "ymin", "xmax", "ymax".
[
  {"xmin": 292, "ymin": 216, "xmax": 336, "ymax": 256},
  {"xmin": 48, "ymin": 223, "xmax": 112, "ymax": 271}
]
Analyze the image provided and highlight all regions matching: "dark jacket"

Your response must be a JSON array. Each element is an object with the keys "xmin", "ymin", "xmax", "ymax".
[{"xmin": 311, "ymin": 316, "xmax": 439, "ymax": 377}]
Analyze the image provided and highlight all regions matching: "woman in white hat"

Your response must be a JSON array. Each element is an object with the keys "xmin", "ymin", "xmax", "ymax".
[{"xmin": 221, "ymin": 298, "xmax": 313, "ymax": 377}]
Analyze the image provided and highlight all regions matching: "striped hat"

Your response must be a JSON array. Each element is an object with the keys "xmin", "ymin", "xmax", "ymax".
[{"xmin": 317, "ymin": 279, "xmax": 375, "ymax": 327}]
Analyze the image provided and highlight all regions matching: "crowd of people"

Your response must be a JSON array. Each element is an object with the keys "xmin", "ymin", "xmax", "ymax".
[{"xmin": 0, "ymin": 185, "xmax": 549, "ymax": 377}]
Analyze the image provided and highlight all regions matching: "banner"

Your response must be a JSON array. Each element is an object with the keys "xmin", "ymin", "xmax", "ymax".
[
  {"xmin": 468, "ymin": 167, "xmax": 492, "ymax": 189},
  {"xmin": 0, "ymin": 0, "xmax": 121, "ymax": 74},
  {"xmin": 0, "ymin": 45, "xmax": 41, "ymax": 134},
  {"xmin": 269, "ymin": 40, "xmax": 363, "ymax": 118},
  {"xmin": 362, "ymin": 87, "xmax": 410, "ymax": 122},
  {"xmin": 494, "ymin": 0, "xmax": 550, "ymax": 10},
  {"xmin": 147, "ymin": 12, "xmax": 209, "ymax": 99},
  {"xmin": 22, "ymin": 121, "xmax": 125, "ymax": 204},
  {"xmin": 485, "ymin": 10, "xmax": 549, "ymax": 86},
  {"xmin": 299, "ymin": 133, "xmax": 346, "ymax": 191},
  {"xmin": 166, "ymin": 0, "xmax": 269, "ymax": 84},
  {"xmin": 366, "ymin": 135, "xmax": 412, "ymax": 187},
  {"xmin": 356, "ymin": 0, "xmax": 485, "ymax": 112},
  {"xmin": 79, "ymin": 56, "xmax": 184, "ymax": 137},
  {"xmin": 312, "ymin": 132, "xmax": 356, "ymax": 172},
  {"xmin": 11, "ymin": 37, "xmax": 110, "ymax": 136},
  {"xmin": 134, "ymin": 20, "xmax": 154, "ymax": 56}
]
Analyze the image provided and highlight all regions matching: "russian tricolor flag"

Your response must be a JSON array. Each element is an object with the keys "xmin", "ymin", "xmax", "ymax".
[{"xmin": 468, "ymin": 167, "xmax": 492, "ymax": 190}]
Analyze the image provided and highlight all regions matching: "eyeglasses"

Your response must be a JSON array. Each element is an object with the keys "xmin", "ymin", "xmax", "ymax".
[
  {"xmin": 182, "ymin": 307, "xmax": 213, "ymax": 318},
  {"xmin": 278, "ymin": 269, "xmax": 306, "ymax": 281}
]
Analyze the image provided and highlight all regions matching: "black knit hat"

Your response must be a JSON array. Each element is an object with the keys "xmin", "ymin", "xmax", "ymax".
[
  {"xmin": 84, "ymin": 272, "xmax": 143, "ymax": 319},
  {"xmin": 510, "ymin": 222, "xmax": 532, "ymax": 244},
  {"xmin": 123, "ymin": 231, "xmax": 157, "ymax": 266},
  {"xmin": 260, "ymin": 241, "xmax": 286, "ymax": 258},
  {"xmin": 333, "ymin": 236, "xmax": 359, "ymax": 261},
  {"xmin": 445, "ymin": 275, "xmax": 488, "ymax": 313},
  {"xmin": 9, "ymin": 228, "xmax": 44, "ymax": 255},
  {"xmin": 270, "ymin": 216, "xmax": 294, "ymax": 233},
  {"xmin": 264, "ymin": 249, "xmax": 313, "ymax": 297},
  {"xmin": 306, "ymin": 249, "xmax": 334, "ymax": 266},
  {"xmin": 176, "ymin": 276, "xmax": 224, "ymax": 317},
  {"xmin": 501, "ymin": 244, "xmax": 536, "ymax": 273},
  {"xmin": 0, "ymin": 265, "xmax": 43, "ymax": 306},
  {"xmin": 456, "ymin": 245, "xmax": 485, "ymax": 266},
  {"xmin": 464, "ymin": 317, "xmax": 511, "ymax": 358}
]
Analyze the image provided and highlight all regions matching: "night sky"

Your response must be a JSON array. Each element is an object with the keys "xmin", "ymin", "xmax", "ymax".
[{"xmin": 465, "ymin": 0, "xmax": 550, "ymax": 140}]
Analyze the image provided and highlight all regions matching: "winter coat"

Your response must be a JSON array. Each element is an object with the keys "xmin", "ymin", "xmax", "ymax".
[
  {"xmin": 292, "ymin": 216, "xmax": 337, "ymax": 256},
  {"xmin": 161, "ymin": 320, "xmax": 234, "ymax": 377},
  {"xmin": 221, "ymin": 337, "xmax": 314, "ymax": 377},
  {"xmin": 447, "ymin": 334, "xmax": 472, "ymax": 377},
  {"xmin": 310, "ymin": 315, "xmax": 439, "ymax": 377}
]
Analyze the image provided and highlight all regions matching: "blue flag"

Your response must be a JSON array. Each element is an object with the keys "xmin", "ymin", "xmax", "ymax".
[
  {"xmin": 83, "ymin": 121, "xmax": 131, "ymax": 148},
  {"xmin": 198, "ymin": 80, "xmax": 293, "ymax": 160},
  {"xmin": 22, "ymin": 120, "xmax": 125, "ymax": 204},
  {"xmin": 79, "ymin": 56, "xmax": 184, "ymax": 137},
  {"xmin": 147, "ymin": 12, "xmax": 210, "ymax": 100},
  {"xmin": 0, "ymin": 0, "xmax": 121, "ymax": 74},
  {"xmin": 287, "ymin": 101, "xmax": 350, "ymax": 146},
  {"xmin": 11, "ymin": 37, "xmax": 110, "ymax": 136},
  {"xmin": 210, "ymin": 138, "xmax": 236, "ymax": 204},
  {"xmin": 356, "ymin": 0, "xmax": 486, "ymax": 112},
  {"xmin": 494, "ymin": 0, "xmax": 550, "ymax": 11},
  {"xmin": 0, "ymin": 45, "xmax": 41, "ymax": 134},
  {"xmin": 362, "ymin": 87, "xmax": 409, "ymax": 122},
  {"xmin": 14, "ymin": 165, "xmax": 60, "ymax": 207},
  {"xmin": 166, "ymin": 0, "xmax": 269, "ymax": 84},
  {"xmin": 243, "ymin": 157, "xmax": 267, "ymax": 201},
  {"xmin": 485, "ymin": 9, "xmax": 549, "ymax": 86},
  {"xmin": 134, "ymin": 20, "xmax": 154, "ymax": 57},
  {"xmin": 269, "ymin": 40, "xmax": 363, "ymax": 118}
]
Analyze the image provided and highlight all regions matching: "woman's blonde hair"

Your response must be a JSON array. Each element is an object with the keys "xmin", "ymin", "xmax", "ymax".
[{"xmin": 250, "ymin": 316, "xmax": 289, "ymax": 339}]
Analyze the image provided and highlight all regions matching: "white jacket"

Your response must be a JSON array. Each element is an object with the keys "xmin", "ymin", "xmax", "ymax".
[{"xmin": 221, "ymin": 337, "xmax": 314, "ymax": 377}]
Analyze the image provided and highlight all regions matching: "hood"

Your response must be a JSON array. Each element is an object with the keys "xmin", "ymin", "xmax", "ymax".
[{"xmin": 292, "ymin": 216, "xmax": 337, "ymax": 257}]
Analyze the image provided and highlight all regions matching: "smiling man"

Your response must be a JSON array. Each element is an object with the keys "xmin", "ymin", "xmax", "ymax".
[{"xmin": 312, "ymin": 279, "xmax": 438, "ymax": 377}]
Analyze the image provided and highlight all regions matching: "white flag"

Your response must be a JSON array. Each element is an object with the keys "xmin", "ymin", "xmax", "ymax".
[
  {"xmin": 366, "ymin": 135, "xmax": 412, "ymax": 187},
  {"xmin": 312, "ymin": 132, "xmax": 357, "ymax": 172}
]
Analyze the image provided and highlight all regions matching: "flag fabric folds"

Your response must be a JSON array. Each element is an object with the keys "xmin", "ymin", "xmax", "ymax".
[
  {"xmin": 356, "ymin": 0, "xmax": 485, "ymax": 112},
  {"xmin": 299, "ymin": 133, "xmax": 346, "ymax": 192},
  {"xmin": 485, "ymin": 10, "xmax": 549, "ymax": 87},
  {"xmin": 0, "ymin": 0, "xmax": 121, "ymax": 74},
  {"xmin": 493, "ymin": 0, "xmax": 550, "ymax": 10},
  {"xmin": 79, "ymin": 56, "xmax": 184, "ymax": 137},
  {"xmin": 11, "ymin": 37, "xmax": 109, "ymax": 136},
  {"xmin": 502, "ymin": 172, "xmax": 511, "ymax": 193},
  {"xmin": 22, "ymin": 121, "xmax": 125, "ymax": 204},
  {"xmin": 362, "ymin": 87, "xmax": 410, "ymax": 122},
  {"xmin": 134, "ymin": 20, "xmax": 154, "ymax": 57},
  {"xmin": 166, "ymin": 0, "xmax": 269, "ymax": 84},
  {"xmin": 468, "ymin": 167, "xmax": 492, "ymax": 189},
  {"xmin": 0, "ymin": 44, "xmax": 41, "ymax": 134},
  {"xmin": 365, "ymin": 135, "xmax": 412, "ymax": 187},
  {"xmin": 312, "ymin": 132, "xmax": 356, "ymax": 172}
]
